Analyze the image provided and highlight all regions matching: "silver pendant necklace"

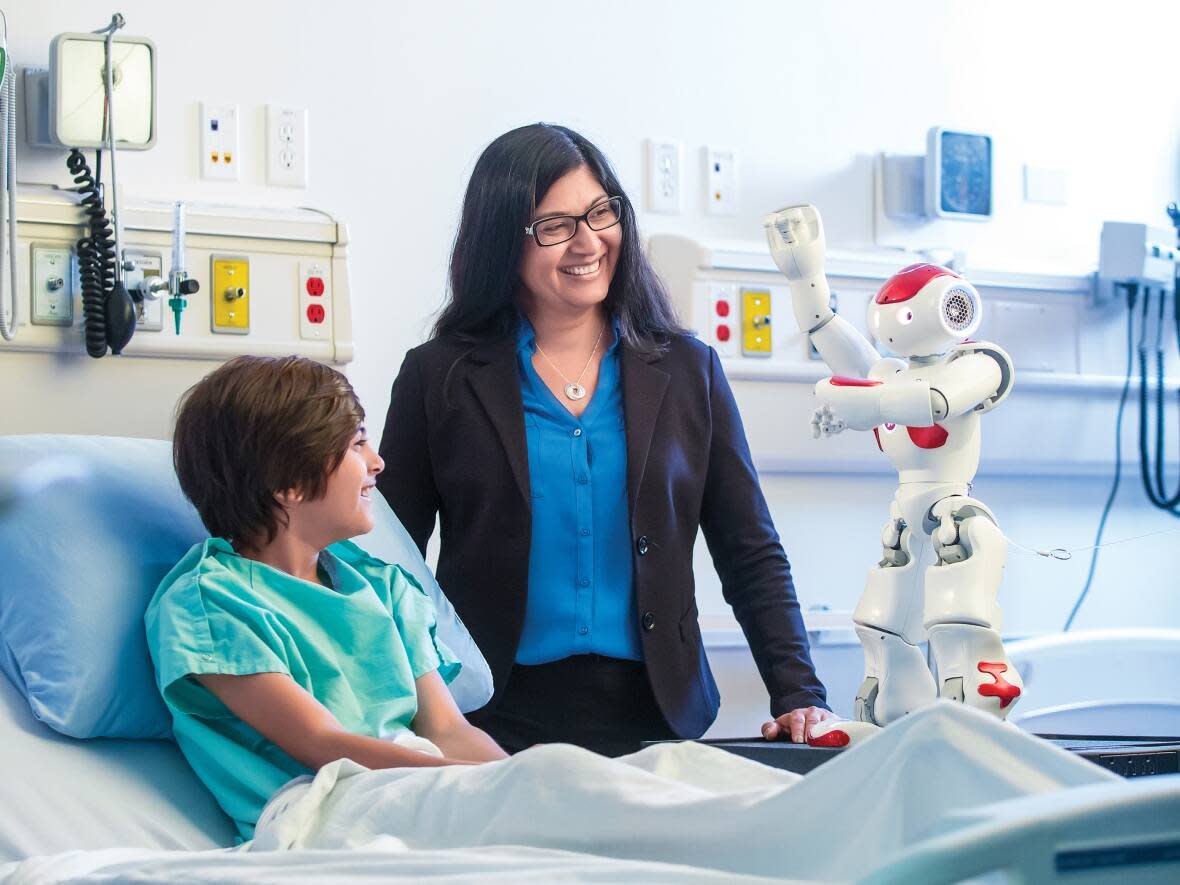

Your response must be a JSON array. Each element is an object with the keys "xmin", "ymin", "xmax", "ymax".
[{"xmin": 534, "ymin": 323, "xmax": 606, "ymax": 401}]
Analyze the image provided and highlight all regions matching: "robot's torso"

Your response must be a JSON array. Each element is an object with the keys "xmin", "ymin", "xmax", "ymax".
[{"xmin": 867, "ymin": 342, "xmax": 1013, "ymax": 487}]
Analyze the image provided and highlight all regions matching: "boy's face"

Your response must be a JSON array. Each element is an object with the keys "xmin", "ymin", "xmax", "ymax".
[{"xmin": 292, "ymin": 426, "xmax": 384, "ymax": 546}]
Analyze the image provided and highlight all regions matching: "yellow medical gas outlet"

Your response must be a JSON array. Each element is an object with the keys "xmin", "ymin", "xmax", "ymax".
[
  {"xmin": 211, "ymin": 255, "xmax": 250, "ymax": 334},
  {"xmin": 741, "ymin": 288, "xmax": 772, "ymax": 357}
]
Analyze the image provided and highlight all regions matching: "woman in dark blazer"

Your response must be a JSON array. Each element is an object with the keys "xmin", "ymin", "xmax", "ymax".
[{"xmin": 378, "ymin": 123, "xmax": 833, "ymax": 755}]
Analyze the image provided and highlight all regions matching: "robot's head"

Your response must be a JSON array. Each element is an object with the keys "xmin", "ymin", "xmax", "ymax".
[{"xmin": 866, "ymin": 264, "xmax": 982, "ymax": 357}]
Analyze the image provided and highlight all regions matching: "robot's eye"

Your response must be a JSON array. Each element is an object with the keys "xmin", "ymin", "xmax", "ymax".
[{"xmin": 897, "ymin": 308, "xmax": 914, "ymax": 325}]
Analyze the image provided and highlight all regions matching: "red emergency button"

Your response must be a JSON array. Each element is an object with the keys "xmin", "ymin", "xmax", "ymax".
[
  {"xmin": 306, "ymin": 276, "xmax": 325, "ymax": 297},
  {"xmin": 716, "ymin": 325, "xmax": 731, "ymax": 342},
  {"xmin": 715, "ymin": 300, "xmax": 731, "ymax": 317}
]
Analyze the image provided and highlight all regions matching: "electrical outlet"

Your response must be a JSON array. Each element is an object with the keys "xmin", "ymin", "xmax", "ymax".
[
  {"xmin": 267, "ymin": 105, "xmax": 309, "ymax": 188},
  {"xmin": 200, "ymin": 103, "xmax": 240, "ymax": 181},
  {"xmin": 704, "ymin": 146, "xmax": 737, "ymax": 215},
  {"xmin": 299, "ymin": 260, "xmax": 331, "ymax": 340},
  {"xmin": 646, "ymin": 139, "xmax": 681, "ymax": 214}
]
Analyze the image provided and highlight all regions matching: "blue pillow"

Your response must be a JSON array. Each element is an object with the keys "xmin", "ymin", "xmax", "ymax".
[
  {"xmin": 0, "ymin": 435, "xmax": 493, "ymax": 740},
  {"xmin": 354, "ymin": 491, "xmax": 493, "ymax": 712}
]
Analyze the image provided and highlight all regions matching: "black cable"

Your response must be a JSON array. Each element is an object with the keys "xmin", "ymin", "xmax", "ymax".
[
  {"xmin": 1153, "ymin": 286, "xmax": 1167, "ymax": 500},
  {"xmin": 67, "ymin": 149, "xmax": 116, "ymax": 358},
  {"xmin": 1064, "ymin": 283, "xmax": 1137, "ymax": 631},
  {"xmin": 1136, "ymin": 285, "xmax": 1180, "ymax": 512}
]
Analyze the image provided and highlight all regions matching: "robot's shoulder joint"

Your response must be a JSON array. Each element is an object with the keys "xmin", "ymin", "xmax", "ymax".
[{"xmin": 948, "ymin": 341, "xmax": 1014, "ymax": 412}]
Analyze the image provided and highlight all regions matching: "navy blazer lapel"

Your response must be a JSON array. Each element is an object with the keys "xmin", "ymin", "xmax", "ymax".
[
  {"xmin": 621, "ymin": 346, "xmax": 670, "ymax": 514},
  {"xmin": 468, "ymin": 337, "xmax": 531, "ymax": 504}
]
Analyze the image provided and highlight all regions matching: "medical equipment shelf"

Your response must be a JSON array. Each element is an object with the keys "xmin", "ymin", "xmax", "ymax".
[
  {"xmin": 703, "ymin": 242, "xmax": 1093, "ymax": 297},
  {"xmin": 2, "ymin": 188, "xmax": 355, "ymax": 438},
  {"xmin": 14, "ymin": 187, "xmax": 342, "ymax": 244},
  {"xmin": 648, "ymin": 234, "xmax": 1175, "ymax": 387}
]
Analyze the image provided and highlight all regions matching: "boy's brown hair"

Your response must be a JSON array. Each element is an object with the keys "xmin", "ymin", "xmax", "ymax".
[{"xmin": 173, "ymin": 355, "xmax": 364, "ymax": 545}]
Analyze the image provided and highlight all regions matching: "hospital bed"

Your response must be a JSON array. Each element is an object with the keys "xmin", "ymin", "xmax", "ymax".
[
  {"xmin": 2, "ymin": 434, "xmax": 1179, "ymax": 884},
  {"xmin": 0, "ymin": 433, "xmax": 493, "ymax": 861}
]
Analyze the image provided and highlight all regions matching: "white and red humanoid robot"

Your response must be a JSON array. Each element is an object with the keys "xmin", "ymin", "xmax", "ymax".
[{"xmin": 763, "ymin": 204, "xmax": 1023, "ymax": 747}]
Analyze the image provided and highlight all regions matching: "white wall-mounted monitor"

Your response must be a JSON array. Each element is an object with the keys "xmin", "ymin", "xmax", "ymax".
[{"xmin": 925, "ymin": 128, "xmax": 992, "ymax": 221}]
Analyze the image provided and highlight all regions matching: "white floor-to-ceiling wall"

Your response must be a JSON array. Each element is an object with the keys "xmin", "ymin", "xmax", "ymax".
[{"xmin": 6, "ymin": 0, "xmax": 1180, "ymax": 732}]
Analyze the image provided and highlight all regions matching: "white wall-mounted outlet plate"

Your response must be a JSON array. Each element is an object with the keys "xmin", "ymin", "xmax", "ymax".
[
  {"xmin": 31, "ymin": 245, "xmax": 75, "ymax": 326},
  {"xmin": 267, "ymin": 105, "xmax": 309, "ymax": 188},
  {"xmin": 704, "ymin": 146, "xmax": 737, "ymax": 215},
  {"xmin": 646, "ymin": 139, "xmax": 682, "ymax": 214},
  {"xmin": 200, "ymin": 103, "xmax": 239, "ymax": 181}
]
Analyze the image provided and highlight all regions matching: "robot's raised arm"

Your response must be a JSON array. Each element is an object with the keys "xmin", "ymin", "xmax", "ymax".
[{"xmin": 764, "ymin": 204, "xmax": 879, "ymax": 378}]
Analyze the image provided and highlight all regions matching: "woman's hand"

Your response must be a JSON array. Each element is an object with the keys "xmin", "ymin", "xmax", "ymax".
[{"xmin": 760, "ymin": 706, "xmax": 836, "ymax": 743}]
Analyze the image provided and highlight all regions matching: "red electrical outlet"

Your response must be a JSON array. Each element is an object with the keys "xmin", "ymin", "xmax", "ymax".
[{"xmin": 299, "ymin": 260, "xmax": 331, "ymax": 340}]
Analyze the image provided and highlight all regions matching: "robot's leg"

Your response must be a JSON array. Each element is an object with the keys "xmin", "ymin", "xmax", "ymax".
[
  {"xmin": 924, "ymin": 497, "xmax": 1023, "ymax": 718},
  {"xmin": 850, "ymin": 501, "xmax": 937, "ymax": 726}
]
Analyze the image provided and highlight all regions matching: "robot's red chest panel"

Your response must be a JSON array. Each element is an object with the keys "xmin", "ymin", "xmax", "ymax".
[{"xmin": 873, "ymin": 423, "xmax": 949, "ymax": 452}]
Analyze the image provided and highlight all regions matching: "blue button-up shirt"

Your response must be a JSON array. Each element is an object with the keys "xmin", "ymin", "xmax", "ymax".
[{"xmin": 515, "ymin": 320, "xmax": 641, "ymax": 664}]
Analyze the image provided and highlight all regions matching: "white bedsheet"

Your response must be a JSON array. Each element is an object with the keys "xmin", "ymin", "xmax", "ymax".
[{"xmin": 1, "ymin": 703, "xmax": 1123, "ymax": 884}]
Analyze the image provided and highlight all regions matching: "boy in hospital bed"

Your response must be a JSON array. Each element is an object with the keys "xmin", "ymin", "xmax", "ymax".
[{"xmin": 144, "ymin": 355, "xmax": 507, "ymax": 840}]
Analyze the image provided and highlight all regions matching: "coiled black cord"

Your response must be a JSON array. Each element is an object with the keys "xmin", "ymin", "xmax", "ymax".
[
  {"xmin": 67, "ymin": 148, "xmax": 117, "ymax": 358},
  {"xmin": 1136, "ymin": 286, "xmax": 1180, "ymax": 513}
]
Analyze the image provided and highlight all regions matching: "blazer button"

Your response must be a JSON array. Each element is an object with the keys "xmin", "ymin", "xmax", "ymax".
[
  {"xmin": 636, "ymin": 535, "xmax": 649, "ymax": 556},
  {"xmin": 641, "ymin": 611, "xmax": 656, "ymax": 632}
]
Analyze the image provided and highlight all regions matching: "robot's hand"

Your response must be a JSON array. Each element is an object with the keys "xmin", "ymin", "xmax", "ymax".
[
  {"xmin": 763, "ymin": 204, "xmax": 826, "ymax": 282},
  {"xmin": 764, "ymin": 205, "xmax": 835, "ymax": 336},
  {"xmin": 811, "ymin": 404, "xmax": 847, "ymax": 438}
]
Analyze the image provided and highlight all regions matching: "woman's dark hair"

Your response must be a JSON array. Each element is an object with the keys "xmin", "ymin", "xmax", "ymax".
[
  {"xmin": 434, "ymin": 123, "xmax": 683, "ymax": 351},
  {"xmin": 173, "ymin": 355, "xmax": 364, "ymax": 546}
]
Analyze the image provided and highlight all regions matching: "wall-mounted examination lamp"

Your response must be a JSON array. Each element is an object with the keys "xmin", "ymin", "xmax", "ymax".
[{"xmin": 25, "ymin": 23, "xmax": 157, "ymax": 151}]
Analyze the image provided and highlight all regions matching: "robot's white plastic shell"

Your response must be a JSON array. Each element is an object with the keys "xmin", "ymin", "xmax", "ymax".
[{"xmin": 930, "ymin": 353, "xmax": 1003, "ymax": 419}]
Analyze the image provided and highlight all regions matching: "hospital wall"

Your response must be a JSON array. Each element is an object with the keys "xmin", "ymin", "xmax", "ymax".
[{"xmin": 6, "ymin": 0, "xmax": 1180, "ymax": 733}]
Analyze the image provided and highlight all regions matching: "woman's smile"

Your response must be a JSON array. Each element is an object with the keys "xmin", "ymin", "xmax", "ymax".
[{"xmin": 559, "ymin": 257, "xmax": 603, "ymax": 278}]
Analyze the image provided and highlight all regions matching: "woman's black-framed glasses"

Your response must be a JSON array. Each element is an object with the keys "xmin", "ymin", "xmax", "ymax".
[{"xmin": 524, "ymin": 196, "xmax": 625, "ymax": 247}]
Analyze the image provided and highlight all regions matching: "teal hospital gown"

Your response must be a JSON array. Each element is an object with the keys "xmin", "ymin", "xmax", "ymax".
[{"xmin": 144, "ymin": 537, "xmax": 461, "ymax": 840}]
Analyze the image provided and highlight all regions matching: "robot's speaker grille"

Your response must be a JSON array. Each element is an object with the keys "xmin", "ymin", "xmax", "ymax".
[{"xmin": 942, "ymin": 288, "xmax": 976, "ymax": 331}]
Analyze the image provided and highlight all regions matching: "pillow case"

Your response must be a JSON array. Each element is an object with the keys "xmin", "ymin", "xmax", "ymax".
[{"xmin": 0, "ymin": 434, "xmax": 493, "ymax": 739}]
